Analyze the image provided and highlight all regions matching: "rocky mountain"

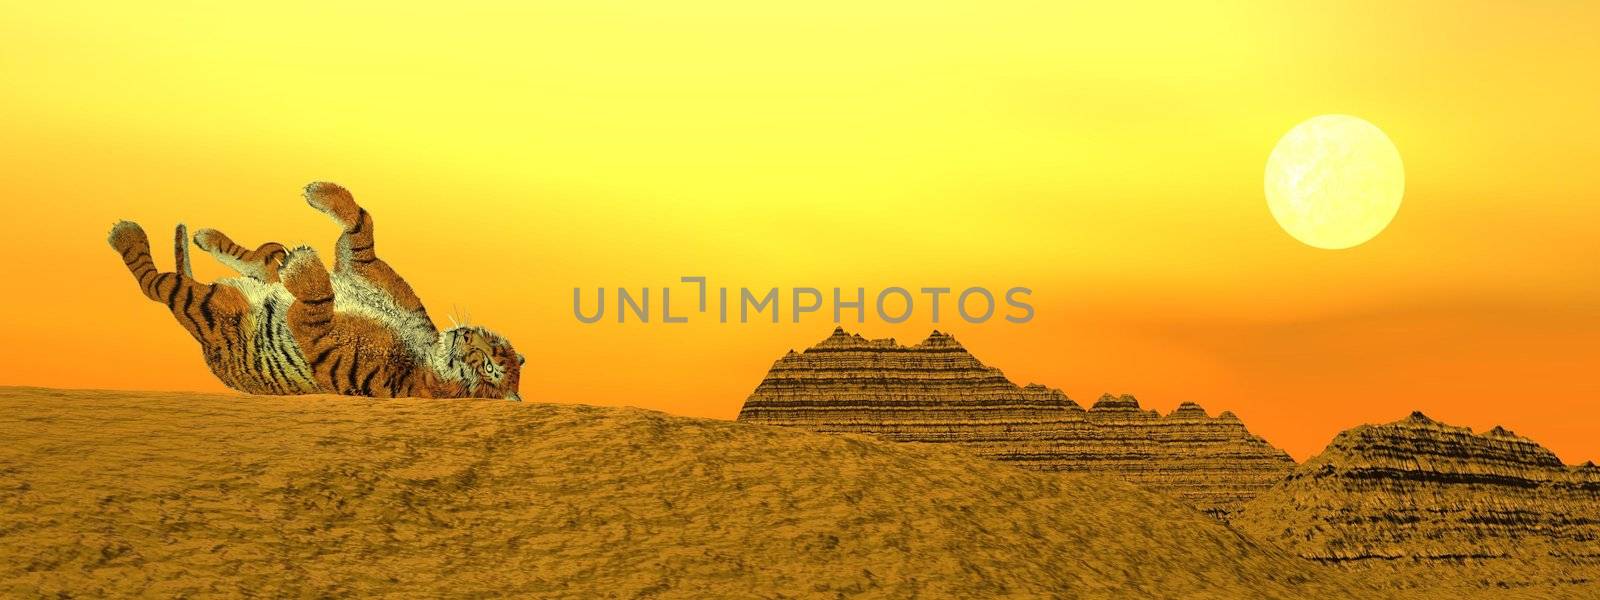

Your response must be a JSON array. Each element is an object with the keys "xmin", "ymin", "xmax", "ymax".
[
  {"xmin": 1233, "ymin": 411, "xmax": 1600, "ymax": 591},
  {"xmin": 737, "ymin": 328, "xmax": 1295, "ymax": 518}
]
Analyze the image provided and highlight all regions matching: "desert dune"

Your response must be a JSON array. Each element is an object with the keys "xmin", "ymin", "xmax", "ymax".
[{"xmin": 0, "ymin": 386, "xmax": 1398, "ymax": 598}]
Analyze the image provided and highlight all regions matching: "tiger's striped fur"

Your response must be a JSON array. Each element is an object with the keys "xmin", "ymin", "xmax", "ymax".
[
  {"xmin": 193, "ymin": 228, "xmax": 287, "ymax": 284},
  {"xmin": 108, "ymin": 182, "xmax": 523, "ymax": 400}
]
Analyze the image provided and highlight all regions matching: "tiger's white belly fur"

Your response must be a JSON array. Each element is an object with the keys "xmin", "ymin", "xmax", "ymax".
[
  {"xmin": 218, "ymin": 272, "xmax": 436, "ymax": 371},
  {"xmin": 328, "ymin": 272, "xmax": 436, "ymax": 360},
  {"xmin": 213, "ymin": 276, "xmax": 318, "ymax": 393}
]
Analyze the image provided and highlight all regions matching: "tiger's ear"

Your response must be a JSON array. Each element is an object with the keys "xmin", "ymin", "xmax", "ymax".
[{"xmin": 517, "ymin": 353, "xmax": 526, "ymax": 366}]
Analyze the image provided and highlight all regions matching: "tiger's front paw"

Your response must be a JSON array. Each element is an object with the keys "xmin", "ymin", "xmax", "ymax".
[
  {"xmin": 303, "ymin": 181, "xmax": 360, "ymax": 227},
  {"xmin": 280, "ymin": 245, "xmax": 332, "ymax": 298}
]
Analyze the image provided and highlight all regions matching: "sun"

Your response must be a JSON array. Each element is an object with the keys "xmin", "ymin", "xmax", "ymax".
[{"xmin": 1265, "ymin": 115, "xmax": 1405, "ymax": 250}]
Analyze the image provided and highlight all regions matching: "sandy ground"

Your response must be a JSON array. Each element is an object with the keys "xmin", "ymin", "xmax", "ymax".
[{"xmin": 0, "ymin": 387, "xmax": 1539, "ymax": 598}]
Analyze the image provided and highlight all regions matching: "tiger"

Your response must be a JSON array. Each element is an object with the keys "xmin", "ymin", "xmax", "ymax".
[{"xmin": 108, "ymin": 181, "xmax": 524, "ymax": 400}]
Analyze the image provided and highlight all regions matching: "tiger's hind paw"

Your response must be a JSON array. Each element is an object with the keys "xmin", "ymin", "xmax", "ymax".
[
  {"xmin": 193, "ymin": 228, "xmax": 226, "ymax": 253},
  {"xmin": 108, "ymin": 220, "xmax": 148, "ymax": 252}
]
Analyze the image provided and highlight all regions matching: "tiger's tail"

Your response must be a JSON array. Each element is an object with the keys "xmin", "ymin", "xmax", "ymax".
[{"xmin": 174, "ymin": 223, "xmax": 193, "ymax": 278}]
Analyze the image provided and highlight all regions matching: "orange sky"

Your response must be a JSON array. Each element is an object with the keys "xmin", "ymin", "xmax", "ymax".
[{"xmin": 2, "ymin": 2, "xmax": 1597, "ymax": 462}]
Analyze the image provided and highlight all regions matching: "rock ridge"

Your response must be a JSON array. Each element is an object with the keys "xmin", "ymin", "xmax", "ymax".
[
  {"xmin": 737, "ymin": 328, "xmax": 1295, "ymax": 518},
  {"xmin": 1233, "ymin": 411, "xmax": 1600, "ymax": 589}
]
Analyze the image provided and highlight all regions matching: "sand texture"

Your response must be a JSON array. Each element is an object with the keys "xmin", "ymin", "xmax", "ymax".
[
  {"xmin": 738, "ymin": 328, "xmax": 1295, "ymax": 518},
  {"xmin": 0, "ymin": 386, "xmax": 1388, "ymax": 598}
]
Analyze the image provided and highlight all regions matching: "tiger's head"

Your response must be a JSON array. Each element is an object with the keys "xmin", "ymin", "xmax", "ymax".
[{"xmin": 443, "ymin": 326, "xmax": 524, "ymax": 401}]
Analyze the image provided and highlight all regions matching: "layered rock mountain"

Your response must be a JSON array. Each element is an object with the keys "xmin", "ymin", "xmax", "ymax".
[
  {"xmin": 737, "ymin": 328, "xmax": 1295, "ymax": 517},
  {"xmin": 1233, "ymin": 411, "xmax": 1600, "ymax": 590}
]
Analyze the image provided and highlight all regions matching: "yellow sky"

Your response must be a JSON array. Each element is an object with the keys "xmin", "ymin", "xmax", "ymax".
[{"xmin": 2, "ymin": 1, "xmax": 1597, "ymax": 461}]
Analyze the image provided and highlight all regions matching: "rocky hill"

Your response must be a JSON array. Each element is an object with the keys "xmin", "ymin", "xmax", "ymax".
[
  {"xmin": 1233, "ymin": 411, "xmax": 1600, "ymax": 593},
  {"xmin": 737, "ymin": 328, "xmax": 1295, "ymax": 517},
  {"xmin": 0, "ymin": 387, "xmax": 1374, "ymax": 598}
]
